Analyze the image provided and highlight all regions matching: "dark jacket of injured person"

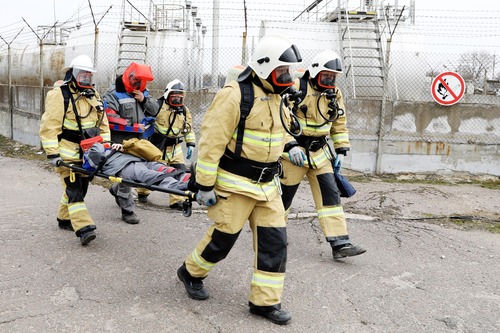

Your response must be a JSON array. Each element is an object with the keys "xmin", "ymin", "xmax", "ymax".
[{"xmin": 85, "ymin": 142, "xmax": 190, "ymax": 191}]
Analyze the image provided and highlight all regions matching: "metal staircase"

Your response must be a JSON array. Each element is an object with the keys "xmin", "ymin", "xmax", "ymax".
[
  {"xmin": 116, "ymin": 23, "xmax": 149, "ymax": 75},
  {"xmin": 115, "ymin": 0, "xmax": 155, "ymax": 76},
  {"xmin": 335, "ymin": 10, "xmax": 385, "ymax": 98}
]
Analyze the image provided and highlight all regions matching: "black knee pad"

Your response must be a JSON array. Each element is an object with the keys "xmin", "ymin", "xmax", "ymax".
[
  {"xmin": 256, "ymin": 226, "xmax": 287, "ymax": 273},
  {"xmin": 317, "ymin": 173, "xmax": 341, "ymax": 206},
  {"xmin": 281, "ymin": 184, "xmax": 300, "ymax": 210},
  {"xmin": 201, "ymin": 229, "xmax": 241, "ymax": 263}
]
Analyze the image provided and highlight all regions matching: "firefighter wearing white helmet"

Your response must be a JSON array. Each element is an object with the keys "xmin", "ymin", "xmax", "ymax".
[
  {"xmin": 39, "ymin": 54, "xmax": 110, "ymax": 246},
  {"xmin": 280, "ymin": 50, "xmax": 366, "ymax": 260},
  {"xmin": 144, "ymin": 79, "xmax": 196, "ymax": 209},
  {"xmin": 177, "ymin": 34, "xmax": 301, "ymax": 325}
]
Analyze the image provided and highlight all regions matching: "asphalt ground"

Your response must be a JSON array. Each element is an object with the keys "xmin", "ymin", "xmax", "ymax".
[{"xmin": 1, "ymin": 155, "xmax": 499, "ymax": 333}]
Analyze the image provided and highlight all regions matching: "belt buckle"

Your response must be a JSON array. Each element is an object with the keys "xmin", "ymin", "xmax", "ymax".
[{"xmin": 253, "ymin": 166, "xmax": 270, "ymax": 184}]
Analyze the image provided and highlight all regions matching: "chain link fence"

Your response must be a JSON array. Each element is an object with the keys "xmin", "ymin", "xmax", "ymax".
[{"xmin": 1, "ymin": 21, "xmax": 499, "ymax": 150}]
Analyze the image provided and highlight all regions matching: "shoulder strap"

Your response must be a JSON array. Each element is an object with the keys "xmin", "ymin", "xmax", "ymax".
[
  {"xmin": 60, "ymin": 84, "xmax": 71, "ymax": 120},
  {"xmin": 299, "ymin": 76, "xmax": 308, "ymax": 98},
  {"xmin": 61, "ymin": 84, "xmax": 70, "ymax": 112},
  {"xmin": 157, "ymin": 98, "xmax": 164, "ymax": 110},
  {"xmin": 234, "ymin": 79, "xmax": 254, "ymax": 159}
]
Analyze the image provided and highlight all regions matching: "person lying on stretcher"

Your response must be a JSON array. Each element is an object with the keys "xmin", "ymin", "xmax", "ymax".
[{"xmin": 84, "ymin": 142, "xmax": 193, "ymax": 193}]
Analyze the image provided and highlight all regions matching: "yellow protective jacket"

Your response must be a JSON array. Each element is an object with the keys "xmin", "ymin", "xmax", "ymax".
[
  {"xmin": 282, "ymin": 78, "xmax": 350, "ymax": 169},
  {"xmin": 154, "ymin": 101, "xmax": 196, "ymax": 146},
  {"xmin": 196, "ymin": 79, "xmax": 291, "ymax": 201},
  {"xmin": 40, "ymin": 83, "xmax": 110, "ymax": 162}
]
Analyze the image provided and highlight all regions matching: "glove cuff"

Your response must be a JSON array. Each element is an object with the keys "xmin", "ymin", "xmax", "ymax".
[
  {"xmin": 196, "ymin": 182, "xmax": 214, "ymax": 192},
  {"xmin": 284, "ymin": 141, "xmax": 299, "ymax": 153},
  {"xmin": 335, "ymin": 147, "xmax": 349, "ymax": 155}
]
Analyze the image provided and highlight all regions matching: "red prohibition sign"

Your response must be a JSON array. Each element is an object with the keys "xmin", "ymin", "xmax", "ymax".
[{"xmin": 431, "ymin": 71, "xmax": 465, "ymax": 106}]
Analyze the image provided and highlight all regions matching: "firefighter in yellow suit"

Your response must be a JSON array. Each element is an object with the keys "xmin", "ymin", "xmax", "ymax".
[
  {"xmin": 39, "ymin": 55, "xmax": 110, "ymax": 245},
  {"xmin": 143, "ymin": 79, "xmax": 196, "ymax": 209},
  {"xmin": 280, "ymin": 50, "xmax": 366, "ymax": 259},
  {"xmin": 176, "ymin": 34, "xmax": 302, "ymax": 325}
]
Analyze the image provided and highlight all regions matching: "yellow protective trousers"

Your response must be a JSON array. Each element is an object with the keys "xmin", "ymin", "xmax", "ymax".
[
  {"xmin": 280, "ymin": 158, "xmax": 351, "ymax": 247},
  {"xmin": 184, "ymin": 191, "xmax": 287, "ymax": 307},
  {"xmin": 56, "ymin": 166, "xmax": 95, "ymax": 235}
]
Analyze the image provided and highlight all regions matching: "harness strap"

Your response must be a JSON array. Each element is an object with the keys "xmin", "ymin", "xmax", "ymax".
[
  {"xmin": 88, "ymin": 149, "xmax": 118, "ymax": 182},
  {"xmin": 220, "ymin": 149, "xmax": 280, "ymax": 183},
  {"xmin": 235, "ymin": 79, "xmax": 254, "ymax": 159}
]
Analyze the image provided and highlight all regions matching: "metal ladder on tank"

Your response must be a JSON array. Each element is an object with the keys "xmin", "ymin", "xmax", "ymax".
[
  {"xmin": 114, "ymin": 0, "xmax": 154, "ymax": 76},
  {"xmin": 338, "ymin": 9, "xmax": 386, "ymax": 99}
]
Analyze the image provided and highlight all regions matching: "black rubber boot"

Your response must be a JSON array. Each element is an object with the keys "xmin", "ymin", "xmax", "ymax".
[
  {"xmin": 177, "ymin": 263, "xmax": 208, "ymax": 300},
  {"xmin": 331, "ymin": 243, "xmax": 367, "ymax": 260},
  {"xmin": 138, "ymin": 194, "xmax": 149, "ymax": 204},
  {"xmin": 249, "ymin": 302, "xmax": 291, "ymax": 325},
  {"xmin": 76, "ymin": 225, "xmax": 97, "ymax": 246},
  {"xmin": 57, "ymin": 218, "xmax": 73, "ymax": 231},
  {"xmin": 121, "ymin": 209, "xmax": 140, "ymax": 224}
]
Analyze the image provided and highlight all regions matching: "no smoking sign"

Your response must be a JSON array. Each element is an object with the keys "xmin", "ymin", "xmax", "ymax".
[{"xmin": 431, "ymin": 71, "xmax": 465, "ymax": 106}]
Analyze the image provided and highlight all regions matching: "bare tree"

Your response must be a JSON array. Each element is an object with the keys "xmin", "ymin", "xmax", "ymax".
[{"xmin": 456, "ymin": 50, "xmax": 496, "ymax": 86}]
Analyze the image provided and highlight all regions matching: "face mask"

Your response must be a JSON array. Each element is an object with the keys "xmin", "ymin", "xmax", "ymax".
[
  {"xmin": 168, "ymin": 94, "xmax": 184, "ymax": 107},
  {"xmin": 271, "ymin": 67, "xmax": 294, "ymax": 87},
  {"xmin": 73, "ymin": 69, "xmax": 94, "ymax": 89},
  {"xmin": 316, "ymin": 72, "xmax": 337, "ymax": 90}
]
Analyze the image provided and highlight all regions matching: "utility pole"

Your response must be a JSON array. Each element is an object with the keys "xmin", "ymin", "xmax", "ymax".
[
  {"xmin": 0, "ymin": 29, "xmax": 24, "ymax": 140},
  {"xmin": 241, "ymin": 0, "xmax": 247, "ymax": 65},
  {"xmin": 22, "ymin": 18, "xmax": 57, "ymax": 122},
  {"xmin": 212, "ymin": 0, "xmax": 220, "ymax": 87}
]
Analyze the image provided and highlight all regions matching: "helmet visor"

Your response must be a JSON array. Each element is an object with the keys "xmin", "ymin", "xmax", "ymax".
[
  {"xmin": 168, "ymin": 93, "xmax": 184, "ymax": 107},
  {"xmin": 73, "ymin": 69, "xmax": 94, "ymax": 89},
  {"xmin": 324, "ymin": 58, "xmax": 342, "ymax": 72},
  {"xmin": 278, "ymin": 44, "xmax": 302, "ymax": 63},
  {"xmin": 316, "ymin": 71, "xmax": 337, "ymax": 90}
]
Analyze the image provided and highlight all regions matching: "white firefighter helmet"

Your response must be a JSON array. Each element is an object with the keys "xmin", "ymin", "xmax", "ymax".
[
  {"xmin": 307, "ymin": 50, "xmax": 342, "ymax": 79},
  {"xmin": 164, "ymin": 79, "xmax": 186, "ymax": 107},
  {"xmin": 163, "ymin": 79, "xmax": 186, "ymax": 100},
  {"xmin": 61, "ymin": 54, "xmax": 96, "ymax": 73},
  {"xmin": 249, "ymin": 34, "xmax": 302, "ymax": 79}
]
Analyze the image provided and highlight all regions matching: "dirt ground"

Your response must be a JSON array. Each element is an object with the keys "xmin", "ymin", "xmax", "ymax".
[{"xmin": 1, "ymin": 137, "xmax": 499, "ymax": 332}]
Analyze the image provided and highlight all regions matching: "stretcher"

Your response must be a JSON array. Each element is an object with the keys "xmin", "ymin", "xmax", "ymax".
[{"xmin": 57, "ymin": 160, "xmax": 196, "ymax": 217}]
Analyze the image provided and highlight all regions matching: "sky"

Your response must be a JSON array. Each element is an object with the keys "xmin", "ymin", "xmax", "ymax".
[
  {"xmin": 3, "ymin": 0, "xmax": 472, "ymax": 29},
  {"xmin": 2, "ymin": 0, "xmax": 500, "ymax": 55}
]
